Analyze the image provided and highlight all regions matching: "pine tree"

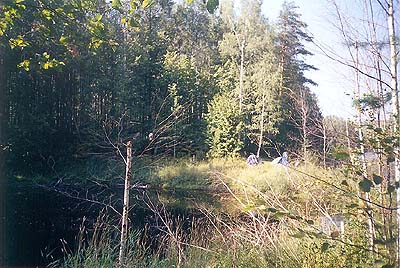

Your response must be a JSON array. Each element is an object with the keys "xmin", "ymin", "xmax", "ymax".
[{"xmin": 275, "ymin": 1, "xmax": 322, "ymax": 158}]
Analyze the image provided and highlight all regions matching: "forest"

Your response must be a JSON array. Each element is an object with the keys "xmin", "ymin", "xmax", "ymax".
[{"xmin": 1, "ymin": 0, "xmax": 400, "ymax": 267}]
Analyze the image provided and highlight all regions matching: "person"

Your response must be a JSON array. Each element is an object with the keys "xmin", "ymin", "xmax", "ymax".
[
  {"xmin": 272, "ymin": 152, "xmax": 289, "ymax": 166},
  {"xmin": 246, "ymin": 153, "xmax": 259, "ymax": 166}
]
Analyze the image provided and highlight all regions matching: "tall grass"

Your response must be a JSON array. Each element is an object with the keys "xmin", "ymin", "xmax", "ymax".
[{"xmin": 53, "ymin": 158, "xmax": 384, "ymax": 267}]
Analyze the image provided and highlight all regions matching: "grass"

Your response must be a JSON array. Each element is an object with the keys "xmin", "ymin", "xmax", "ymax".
[{"xmin": 50, "ymin": 157, "xmax": 392, "ymax": 267}]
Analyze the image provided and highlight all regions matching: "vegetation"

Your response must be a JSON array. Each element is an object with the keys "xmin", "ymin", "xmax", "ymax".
[
  {"xmin": 1, "ymin": 0, "xmax": 400, "ymax": 267},
  {"xmin": 47, "ymin": 160, "xmax": 382, "ymax": 268},
  {"xmin": 1, "ymin": 0, "xmax": 322, "ymax": 175}
]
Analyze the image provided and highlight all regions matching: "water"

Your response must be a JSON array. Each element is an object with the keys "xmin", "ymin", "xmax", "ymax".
[
  {"xmin": 0, "ymin": 179, "xmax": 218, "ymax": 267},
  {"xmin": 1, "ymin": 180, "xmax": 92, "ymax": 267}
]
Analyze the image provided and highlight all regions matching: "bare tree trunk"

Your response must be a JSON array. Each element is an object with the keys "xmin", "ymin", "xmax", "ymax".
[
  {"xmin": 354, "ymin": 41, "xmax": 375, "ymax": 251},
  {"xmin": 387, "ymin": 0, "xmax": 400, "ymax": 265},
  {"xmin": 257, "ymin": 94, "xmax": 266, "ymax": 158},
  {"xmin": 239, "ymin": 39, "xmax": 245, "ymax": 113},
  {"xmin": 118, "ymin": 141, "xmax": 132, "ymax": 268},
  {"xmin": 300, "ymin": 92, "xmax": 308, "ymax": 162},
  {"xmin": 345, "ymin": 120, "xmax": 353, "ymax": 164},
  {"xmin": 323, "ymin": 120, "xmax": 327, "ymax": 169}
]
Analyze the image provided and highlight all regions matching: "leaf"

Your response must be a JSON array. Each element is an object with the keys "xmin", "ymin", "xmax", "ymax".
[
  {"xmin": 43, "ymin": 62, "xmax": 50, "ymax": 69},
  {"xmin": 141, "ymin": 0, "xmax": 154, "ymax": 8},
  {"xmin": 9, "ymin": 35, "xmax": 29, "ymax": 49},
  {"xmin": 388, "ymin": 184, "xmax": 395, "ymax": 193},
  {"xmin": 291, "ymin": 232, "xmax": 305, "ymax": 239},
  {"xmin": 17, "ymin": 59, "xmax": 30, "ymax": 71},
  {"xmin": 374, "ymin": 260, "xmax": 386, "ymax": 267},
  {"xmin": 112, "ymin": 0, "xmax": 122, "ymax": 9},
  {"xmin": 321, "ymin": 242, "xmax": 329, "ymax": 252},
  {"xmin": 288, "ymin": 213, "xmax": 302, "ymax": 220},
  {"xmin": 331, "ymin": 231, "xmax": 340, "ymax": 238},
  {"xmin": 359, "ymin": 178, "xmax": 373, "ymax": 192},
  {"xmin": 305, "ymin": 219, "xmax": 314, "ymax": 225},
  {"xmin": 95, "ymin": 14, "xmax": 103, "ymax": 21},
  {"xmin": 59, "ymin": 35, "xmax": 68, "ymax": 44},
  {"xmin": 242, "ymin": 203, "xmax": 255, "ymax": 212},
  {"xmin": 373, "ymin": 174, "xmax": 383, "ymax": 185},
  {"xmin": 128, "ymin": 18, "xmax": 139, "ymax": 27},
  {"xmin": 130, "ymin": 0, "xmax": 139, "ymax": 12},
  {"xmin": 187, "ymin": 0, "xmax": 194, "ymax": 3},
  {"xmin": 206, "ymin": 0, "xmax": 219, "ymax": 13},
  {"xmin": 382, "ymin": 264, "xmax": 394, "ymax": 268},
  {"xmin": 346, "ymin": 203, "xmax": 359, "ymax": 209},
  {"xmin": 387, "ymin": 156, "xmax": 395, "ymax": 163},
  {"xmin": 42, "ymin": 9, "xmax": 52, "ymax": 20}
]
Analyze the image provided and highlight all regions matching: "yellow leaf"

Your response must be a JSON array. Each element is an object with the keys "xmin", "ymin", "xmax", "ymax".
[
  {"xmin": 17, "ymin": 59, "xmax": 30, "ymax": 71},
  {"xmin": 141, "ymin": 0, "xmax": 154, "ymax": 8},
  {"xmin": 59, "ymin": 35, "xmax": 67, "ymax": 44}
]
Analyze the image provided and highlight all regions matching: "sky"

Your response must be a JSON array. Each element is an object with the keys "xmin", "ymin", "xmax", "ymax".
[{"xmin": 261, "ymin": 0, "xmax": 356, "ymax": 118}]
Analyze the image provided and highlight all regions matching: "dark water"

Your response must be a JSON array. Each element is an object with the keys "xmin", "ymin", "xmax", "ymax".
[
  {"xmin": 1, "ymin": 180, "xmax": 94, "ymax": 267},
  {"xmin": 0, "ymin": 179, "xmax": 218, "ymax": 267}
]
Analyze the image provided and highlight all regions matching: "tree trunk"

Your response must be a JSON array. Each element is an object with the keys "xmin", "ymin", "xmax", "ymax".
[
  {"xmin": 0, "ymin": 40, "xmax": 5, "ymax": 176},
  {"xmin": 300, "ymin": 91, "xmax": 308, "ymax": 162},
  {"xmin": 257, "ymin": 94, "xmax": 266, "ymax": 158},
  {"xmin": 345, "ymin": 120, "xmax": 353, "ymax": 164},
  {"xmin": 0, "ymin": 32, "xmax": 6, "ymax": 261},
  {"xmin": 239, "ymin": 39, "xmax": 245, "ymax": 113},
  {"xmin": 118, "ymin": 141, "xmax": 132, "ymax": 268},
  {"xmin": 387, "ymin": 0, "xmax": 400, "ymax": 265},
  {"xmin": 323, "ymin": 121, "xmax": 327, "ymax": 169},
  {"xmin": 354, "ymin": 41, "xmax": 375, "ymax": 251}
]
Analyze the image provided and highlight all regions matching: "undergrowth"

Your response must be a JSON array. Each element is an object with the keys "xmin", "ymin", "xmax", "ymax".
[{"xmin": 50, "ymin": 158, "xmax": 389, "ymax": 267}]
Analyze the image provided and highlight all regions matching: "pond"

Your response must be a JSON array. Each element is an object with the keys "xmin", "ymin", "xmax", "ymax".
[
  {"xmin": 0, "ymin": 179, "xmax": 219, "ymax": 267},
  {"xmin": 1, "ymin": 180, "xmax": 94, "ymax": 267}
]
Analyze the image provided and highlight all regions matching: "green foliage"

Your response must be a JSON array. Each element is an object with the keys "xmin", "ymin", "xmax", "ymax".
[
  {"xmin": 3, "ymin": 0, "xmax": 399, "ymax": 267},
  {"xmin": 2, "ymin": 0, "xmax": 323, "ymax": 172},
  {"xmin": 206, "ymin": 0, "xmax": 219, "ymax": 13},
  {"xmin": 274, "ymin": 2, "xmax": 322, "ymax": 156},
  {"xmin": 206, "ymin": 92, "xmax": 244, "ymax": 157},
  {"xmin": 359, "ymin": 178, "xmax": 373, "ymax": 192}
]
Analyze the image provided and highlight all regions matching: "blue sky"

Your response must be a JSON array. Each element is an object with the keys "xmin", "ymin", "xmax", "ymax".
[{"xmin": 261, "ymin": 0, "xmax": 355, "ymax": 118}]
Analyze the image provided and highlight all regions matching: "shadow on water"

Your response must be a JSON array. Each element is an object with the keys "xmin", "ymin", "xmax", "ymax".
[
  {"xmin": 1, "ymin": 179, "xmax": 92, "ymax": 267},
  {"xmin": 0, "ymin": 179, "xmax": 221, "ymax": 267}
]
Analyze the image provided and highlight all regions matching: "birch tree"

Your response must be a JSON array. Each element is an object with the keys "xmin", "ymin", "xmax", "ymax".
[{"xmin": 386, "ymin": 0, "xmax": 400, "ymax": 264}]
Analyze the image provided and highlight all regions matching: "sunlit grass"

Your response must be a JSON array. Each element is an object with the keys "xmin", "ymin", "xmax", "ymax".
[{"xmin": 52, "ymin": 158, "xmax": 382, "ymax": 268}]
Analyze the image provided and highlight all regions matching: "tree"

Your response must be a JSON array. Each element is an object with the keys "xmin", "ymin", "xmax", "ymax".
[
  {"xmin": 246, "ymin": 42, "xmax": 282, "ymax": 158},
  {"xmin": 275, "ymin": 1, "xmax": 321, "ymax": 158},
  {"xmin": 206, "ymin": 91, "xmax": 244, "ymax": 157}
]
